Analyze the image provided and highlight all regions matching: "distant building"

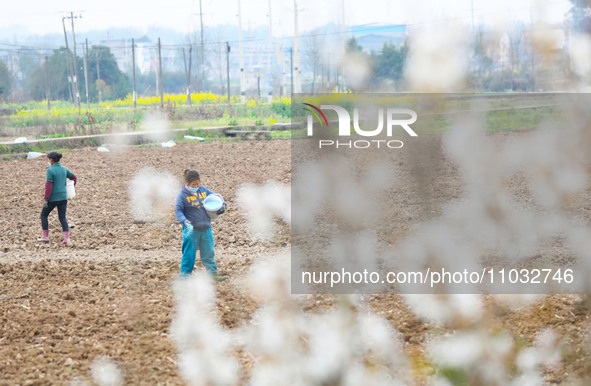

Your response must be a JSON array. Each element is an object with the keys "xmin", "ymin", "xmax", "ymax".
[
  {"xmin": 99, "ymin": 38, "xmax": 132, "ymax": 72},
  {"xmin": 99, "ymin": 36, "xmax": 180, "ymax": 74},
  {"xmin": 350, "ymin": 24, "xmax": 407, "ymax": 52},
  {"xmin": 134, "ymin": 36, "xmax": 154, "ymax": 74}
]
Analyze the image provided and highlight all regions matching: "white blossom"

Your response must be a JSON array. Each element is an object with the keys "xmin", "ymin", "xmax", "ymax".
[{"xmin": 90, "ymin": 357, "xmax": 124, "ymax": 386}]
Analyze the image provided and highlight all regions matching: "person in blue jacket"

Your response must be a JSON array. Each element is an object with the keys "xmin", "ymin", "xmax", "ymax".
[
  {"xmin": 37, "ymin": 151, "xmax": 77, "ymax": 244},
  {"xmin": 174, "ymin": 169, "xmax": 227, "ymax": 281}
]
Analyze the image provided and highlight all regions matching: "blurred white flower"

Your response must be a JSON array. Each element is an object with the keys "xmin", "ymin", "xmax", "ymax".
[
  {"xmin": 534, "ymin": 329, "xmax": 562, "ymax": 369},
  {"xmin": 402, "ymin": 294, "xmax": 450, "ymax": 324},
  {"xmin": 329, "ymin": 231, "xmax": 379, "ymax": 273},
  {"xmin": 405, "ymin": 26, "xmax": 469, "ymax": 92},
  {"xmin": 402, "ymin": 294, "xmax": 483, "ymax": 325},
  {"xmin": 342, "ymin": 51, "xmax": 372, "ymax": 90},
  {"xmin": 170, "ymin": 273, "xmax": 239, "ymax": 386},
  {"xmin": 142, "ymin": 111, "xmax": 172, "ymax": 142},
  {"xmin": 571, "ymin": 34, "xmax": 591, "ymax": 80},
  {"xmin": 429, "ymin": 332, "xmax": 485, "ymax": 368},
  {"xmin": 128, "ymin": 167, "xmax": 179, "ymax": 222},
  {"xmin": 361, "ymin": 161, "xmax": 397, "ymax": 192},
  {"xmin": 237, "ymin": 180, "xmax": 290, "ymax": 240},
  {"xmin": 513, "ymin": 329, "xmax": 561, "ymax": 385},
  {"xmin": 510, "ymin": 373, "xmax": 545, "ymax": 386},
  {"xmin": 90, "ymin": 357, "xmax": 124, "ymax": 386},
  {"xmin": 246, "ymin": 250, "xmax": 292, "ymax": 302},
  {"xmin": 530, "ymin": 26, "xmax": 566, "ymax": 53},
  {"xmin": 428, "ymin": 330, "xmax": 513, "ymax": 384}
]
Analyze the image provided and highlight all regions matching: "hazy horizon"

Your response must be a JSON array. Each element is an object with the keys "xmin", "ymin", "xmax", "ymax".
[{"xmin": 1, "ymin": 0, "xmax": 572, "ymax": 38}]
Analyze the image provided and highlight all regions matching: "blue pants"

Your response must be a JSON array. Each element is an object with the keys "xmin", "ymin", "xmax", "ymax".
[{"xmin": 180, "ymin": 226, "xmax": 218, "ymax": 276}]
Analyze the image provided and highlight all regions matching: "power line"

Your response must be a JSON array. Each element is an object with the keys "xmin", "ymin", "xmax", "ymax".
[{"xmin": 0, "ymin": 0, "xmax": 573, "ymax": 55}]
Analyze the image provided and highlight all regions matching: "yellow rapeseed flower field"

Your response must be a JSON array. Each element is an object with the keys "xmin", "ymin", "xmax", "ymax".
[{"xmin": 4, "ymin": 92, "xmax": 292, "ymax": 128}]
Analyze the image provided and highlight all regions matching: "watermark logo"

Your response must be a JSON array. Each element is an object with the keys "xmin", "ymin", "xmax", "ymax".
[
  {"xmin": 304, "ymin": 103, "xmax": 328, "ymax": 127},
  {"xmin": 305, "ymin": 103, "xmax": 418, "ymax": 149}
]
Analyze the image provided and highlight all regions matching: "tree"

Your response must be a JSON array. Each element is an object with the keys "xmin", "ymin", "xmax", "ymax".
[
  {"xmin": 346, "ymin": 36, "xmax": 363, "ymax": 53},
  {"xmin": 0, "ymin": 59, "xmax": 13, "ymax": 100},
  {"xmin": 187, "ymin": 30, "xmax": 206, "ymax": 92},
  {"xmin": 568, "ymin": 0, "xmax": 591, "ymax": 33},
  {"xmin": 85, "ymin": 46, "xmax": 130, "ymax": 101},
  {"xmin": 373, "ymin": 42, "xmax": 407, "ymax": 82},
  {"xmin": 162, "ymin": 71, "xmax": 186, "ymax": 93},
  {"xmin": 469, "ymin": 28, "xmax": 493, "ymax": 90},
  {"xmin": 17, "ymin": 51, "xmax": 39, "ymax": 85},
  {"xmin": 26, "ymin": 46, "xmax": 130, "ymax": 102},
  {"xmin": 27, "ymin": 49, "xmax": 70, "ymax": 101},
  {"xmin": 303, "ymin": 33, "xmax": 325, "ymax": 92},
  {"xmin": 341, "ymin": 36, "xmax": 373, "ymax": 91},
  {"xmin": 205, "ymin": 32, "xmax": 231, "ymax": 95}
]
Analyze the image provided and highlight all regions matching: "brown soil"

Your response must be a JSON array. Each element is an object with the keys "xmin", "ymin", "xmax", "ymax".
[{"xmin": 0, "ymin": 139, "xmax": 589, "ymax": 385}]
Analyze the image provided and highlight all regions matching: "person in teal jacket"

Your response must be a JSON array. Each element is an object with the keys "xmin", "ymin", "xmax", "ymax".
[{"xmin": 37, "ymin": 152, "xmax": 77, "ymax": 244}]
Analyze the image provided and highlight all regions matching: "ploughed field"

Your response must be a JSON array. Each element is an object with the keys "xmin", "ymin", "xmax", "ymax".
[{"xmin": 0, "ymin": 137, "xmax": 588, "ymax": 384}]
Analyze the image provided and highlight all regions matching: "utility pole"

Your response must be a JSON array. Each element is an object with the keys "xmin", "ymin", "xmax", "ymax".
[
  {"xmin": 199, "ymin": 0, "xmax": 205, "ymax": 91},
  {"xmin": 290, "ymin": 47, "xmax": 294, "ymax": 94},
  {"xmin": 131, "ymin": 38, "xmax": 136, "ymax": 108},
  {"xmin": 96, "ymin": 47, "xmax": 102, "ymax": 104},
  {"xmin": 257, "ymin": 76, "xmax": 260, "ymax": 98},
  {"xmin": 248, "ymin": 19, "xmax": 253, "ymax": 74},
  {"xmin": 327, "ymin": 56, "xmax": 331, "ymax": 88},
  {"xmin": 45, "ymin": 56, "xmax": 50, "ymax": 111},
  {"xmin": 155, "ymin": 44, "xmax": 160, "ymax": 101},
  {"xmin": 158, "ymin": 37, "xmax": 163, "ymax": 108},
  {"xmin": 267, "ymin": 0, "xmax": 272, "ymax": 72},
  {"xmin": 341, "ymin": 0, "xmax": 346, "ymax": 54},
  {"xmin": 341, "ymin": 0, "xmax": 346, "ymax": 91},
  {"xmin": 471, "ymin": 0, "xmax": 475, "ymax": 38},
  {"xmin": 183, "ymin": 46, "xmax": 193, "ymax": 105},
  {"xmin": 293, "ymin": 0, "xmax": 301, "ymax": 93},
  {"xmin": 238, "ymin": 0, "xmax": 245, "ymax": 103},
  {"xmin": 68, "ymin": 12, "xmax": 81, "ymax": 108},
  {"xmin": 61, "ymin": 17, "xmax": 74, "ymax": 103},
  {"xmin": 279, "ymin": 45, "xmax": 285, "ymax": 96},
  {"xmin": 83, "ymin": 39, "xmax": 90, "ymax": 108},
  {"xmin": 529, "ymin": 7, "xmax": 536, "ymax": 91},
  {"xmin": 226, "ymin": 42, "xmax": 231, "ymax": 104}
]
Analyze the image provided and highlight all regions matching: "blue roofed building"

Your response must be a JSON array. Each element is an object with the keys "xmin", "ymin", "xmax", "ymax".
[{"xmin": 350, "ymin": 24, "xmax": 407, "ymax": 53}]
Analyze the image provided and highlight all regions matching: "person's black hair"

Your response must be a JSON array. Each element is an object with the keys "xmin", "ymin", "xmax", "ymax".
[
  {"xmin": 47, "ymin": 152, "xmax": 62, "ymax": 162},
  {"xmin": 184, "ymin": 169, "xmax": 200, "ymax": 183}
]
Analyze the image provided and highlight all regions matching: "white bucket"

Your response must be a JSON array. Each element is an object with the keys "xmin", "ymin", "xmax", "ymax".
[
  {"xmin": 67, "ymin": 179, "xmax": 76, "ymax": 199},
  {"xmin": 203, "ymin": 194, "xmax": 224, "ymax": 219}
]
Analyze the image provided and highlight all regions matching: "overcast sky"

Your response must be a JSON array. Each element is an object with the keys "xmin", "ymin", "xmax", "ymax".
[{"xmin": 1, "ymin": 0, "xmax": 572, "ymax": 36}]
